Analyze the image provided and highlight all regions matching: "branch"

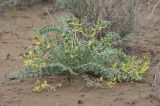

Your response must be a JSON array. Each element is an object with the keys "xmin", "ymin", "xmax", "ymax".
[{"xmin": 148, "ymin": 0, "xmax": 160, "ymax": 20}]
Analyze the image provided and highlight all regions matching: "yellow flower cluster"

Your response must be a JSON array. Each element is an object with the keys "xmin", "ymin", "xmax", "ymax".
[{"xmin": 33, "ymin": 80, "xmax": 48, "ymax": 93}]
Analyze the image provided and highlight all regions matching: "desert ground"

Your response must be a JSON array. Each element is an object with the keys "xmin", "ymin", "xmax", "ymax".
[{"xmin": 0, "ymin": 2, "xmax": 160, "ymax": 106}]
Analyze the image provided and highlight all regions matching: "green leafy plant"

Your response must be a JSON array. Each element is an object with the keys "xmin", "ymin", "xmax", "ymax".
[
  {"xmin": 106, "ymin": 56, "xmax": 149, "ymax": 87},
  {"xmin": 7, "ymin": 17, "xmax": 149, "ymax": 90}
]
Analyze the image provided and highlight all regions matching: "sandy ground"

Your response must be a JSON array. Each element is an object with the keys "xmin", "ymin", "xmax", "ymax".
[{"xmin": 0, "ymin": 4, "xmax": 160, "ymax": 106}]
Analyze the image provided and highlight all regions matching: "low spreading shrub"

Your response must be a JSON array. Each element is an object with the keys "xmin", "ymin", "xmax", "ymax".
[
  {"xmin": 7, "ymin": 17, "xmax": 149, "ymax": 92},
  {"xmin": 58, "ymin": 0, "xmax": 137, "ymax": 38},
  {"xmin": 58, "ymin": 0, "xmax": 100, "ymax": 22}
]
